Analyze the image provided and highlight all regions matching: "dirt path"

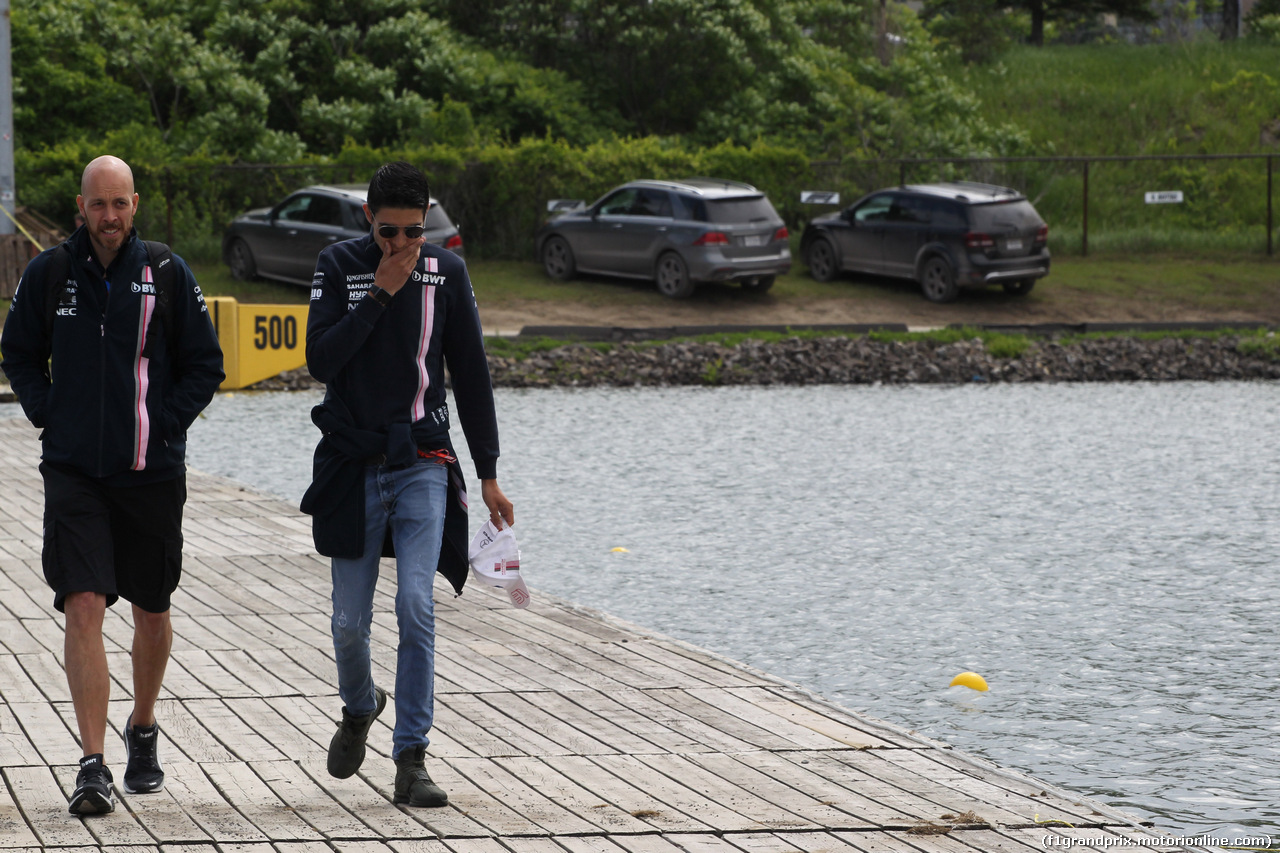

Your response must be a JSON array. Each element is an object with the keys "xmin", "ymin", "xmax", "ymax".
[{"xmin": 478, "ymin": 283, "xmax": 1279, "ymax": 334}]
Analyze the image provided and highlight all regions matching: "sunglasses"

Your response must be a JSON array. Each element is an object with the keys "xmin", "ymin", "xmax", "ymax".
[{"xmin": 375, "ymin": 223, "xmax": 426, "ymax": 239}]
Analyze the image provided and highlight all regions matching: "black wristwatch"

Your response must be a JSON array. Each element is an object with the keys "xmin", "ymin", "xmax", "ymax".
[{"xmin": 369, "ymin": 286, "xmax": 392, "ymax": 306}]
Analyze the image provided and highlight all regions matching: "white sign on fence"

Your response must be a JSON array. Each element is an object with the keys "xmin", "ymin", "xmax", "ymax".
[
  {"xmin": 1144, "ymin": 191, "xmax": 1184, "ymax": 204},
  {"xmin": 801, "ymin": 190, "xmax": 841, "ymax": 205}
]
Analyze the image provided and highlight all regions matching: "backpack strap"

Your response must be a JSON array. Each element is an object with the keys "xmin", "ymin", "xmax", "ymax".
[
  {"xmin": 42, "ymin": 241, "xmax": 75, "ymax": 347},
  {"xmin": 140, "ymin": 240, "xmax": 177, "ymax": 360}
]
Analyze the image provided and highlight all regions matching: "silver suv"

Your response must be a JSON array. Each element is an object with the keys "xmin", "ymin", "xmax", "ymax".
[
  {"xmin": 535, "ymin": 178, "xmax": 791, "ymax": 298},
  {"xmin": 801, "ymin": 182, "xmax": 1050, "ymax": 303}
]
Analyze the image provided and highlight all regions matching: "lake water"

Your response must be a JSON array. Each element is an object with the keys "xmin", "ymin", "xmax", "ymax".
[{"xmin": 8, "ymin": 381, "xmax": 1279, "ymax": 838}]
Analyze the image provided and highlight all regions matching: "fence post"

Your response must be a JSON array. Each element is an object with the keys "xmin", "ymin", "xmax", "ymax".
[
  {"xmin": 1081, "ymin": 160, "xmax": 1089, "ymax": 257},
  {"xmin": 1268, "ymin": 155, "xmax": 1274, "ymax": 257},
  {"xmin": 164, "ymin": 167, "xmax": 174, "ymax": 248}
]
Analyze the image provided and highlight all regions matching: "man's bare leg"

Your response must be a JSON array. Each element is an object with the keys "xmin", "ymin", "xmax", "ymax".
[
  {"xmin": 63, "ymin": 591, "xmax": 109, "ymax": 756},
  {"xmin": 129, "ymin": 605, "xmax": 172, "ymax": 727}
]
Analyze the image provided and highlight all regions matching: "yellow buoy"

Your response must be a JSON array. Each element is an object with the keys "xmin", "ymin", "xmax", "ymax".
[
  {"xmin": 949, "ymin": 671, "xmax": 989, "ymax": 692},
  {"xmin": 610, "ymin": 547, "xmax": 630, "ymax": 553}
]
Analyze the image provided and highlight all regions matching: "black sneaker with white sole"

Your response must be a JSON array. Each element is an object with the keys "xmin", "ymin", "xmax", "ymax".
[
  {"xmin": 68, "ymin": 753, "xmax": 115, "ymax": 815},
  {"xmin": 123, "ymin": 713, "xmax": 165, "ymax": 793}
]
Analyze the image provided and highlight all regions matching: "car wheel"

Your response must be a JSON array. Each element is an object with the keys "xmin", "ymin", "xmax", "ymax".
[
  {"xmin": 655, "ymin": 252, "xmax": 695, "ymax": 299},
  {"xmin": 740, "ymin": 275, "xmax": 775, "ymax": 293},
  {"xmin": 227, "ymin": 238, "xmax": 257, "ymax": 281},
  {"xmin": 541, "ymin": 236, "xmax": 576, "ymax": 281},
  {"xmin": 919, "ymin": 257, "xmax": 959, "ymax": 303},
  {"xmin": 1002, "ymin": 279, "xmax": 1035, "ymax": 296},
  {"xmin": 806, "ymin": 238, "xmax": 839, "ymax": 282}
]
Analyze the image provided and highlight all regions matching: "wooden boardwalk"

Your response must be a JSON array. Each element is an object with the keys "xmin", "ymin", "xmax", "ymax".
[{"xmin": 0, "ymin": 417, "xmax": 1203, "ymax": 853}]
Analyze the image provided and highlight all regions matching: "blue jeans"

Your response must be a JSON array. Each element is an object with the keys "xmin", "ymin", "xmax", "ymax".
[{"xmin": 331, "ymin": 459, "xmax": 447, "ymax": 758}]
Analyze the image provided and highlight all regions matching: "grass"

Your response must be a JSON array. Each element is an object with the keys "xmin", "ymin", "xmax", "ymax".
[{"xmin": 3, "ymin": 252, "xmax": 1277, "ymax": 355}]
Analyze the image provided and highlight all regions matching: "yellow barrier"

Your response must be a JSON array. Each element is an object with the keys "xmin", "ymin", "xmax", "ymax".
[{"xmin": 208, "ymin": 297, "xmax": 310, "ymax": 390}]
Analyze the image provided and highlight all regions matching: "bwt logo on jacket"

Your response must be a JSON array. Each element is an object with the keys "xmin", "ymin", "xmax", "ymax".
[{"xmin": 132, "ymin": 281, "xmax": 157, "ymax": 295}]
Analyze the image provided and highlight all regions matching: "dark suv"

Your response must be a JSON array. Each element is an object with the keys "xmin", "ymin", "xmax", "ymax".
[{"xmin": 800, "ymin": 182, "xmax": 1050, "ymax": 303}]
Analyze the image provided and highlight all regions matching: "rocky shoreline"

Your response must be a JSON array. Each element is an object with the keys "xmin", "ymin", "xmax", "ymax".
[{"xmin": 249, "ymin": 333, "xmax": 1280, "ymax": 391}]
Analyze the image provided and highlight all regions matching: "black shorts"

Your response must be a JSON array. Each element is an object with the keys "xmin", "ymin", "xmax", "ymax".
[{"xmin": 40, "ymin": 462, "xmax": 186, "ymax": 614}]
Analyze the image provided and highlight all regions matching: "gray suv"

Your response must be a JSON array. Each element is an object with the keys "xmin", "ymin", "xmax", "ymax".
[
  {"xmin": 223, "ymin": 183, "xmax": 463, "ymax": 286},
  {"xmin": 801, "ymin": 182, "xmax": 1050, "ymax": 303},
  {"xmin": 535, "ymin": 178, "xmax": 791, "ymax": 298}
]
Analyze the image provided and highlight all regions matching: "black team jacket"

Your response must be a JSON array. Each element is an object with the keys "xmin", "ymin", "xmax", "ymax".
[
  {"xmin": 300, "ymin": 234, "xmax": 500, "ymax": 595},
  {"xmin": 0, "ymin": 226, "xmax": 224, "ymax": 485}
]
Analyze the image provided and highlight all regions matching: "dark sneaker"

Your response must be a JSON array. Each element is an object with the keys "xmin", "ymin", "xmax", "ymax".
[
  {"xmin": 68, "ymin": 754, "xmax": 115, "ymax": 815},
  {"xmin": 327, "ymin": 686, "xmax": 387, "ymax": 778},
  {"xmin": 393, "ymin": 746, "xmax": 449, "ymax": 807},
  {"xmin": 123, "ymin": 713, "xmax": 165, "ymax": 794}
]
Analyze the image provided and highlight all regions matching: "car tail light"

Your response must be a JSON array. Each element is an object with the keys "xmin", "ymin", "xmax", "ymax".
[
  {"xmin": 693, "ymin": 231, "xmax": 730, "ymax": 246},
  {"xmin": 773, "ymin": 226, "xmax": 789, "ymax": 241},
  {"xmin": 964, "ymin": 232, "xmax": 995, "ymax": 249},
  {"xmin": 1033, "ymin": 225, "xmax": 1048, "ymax": 245},
  {"xmin": 445, "ymin": 234, "xmax": 463, "ymax": 250}
]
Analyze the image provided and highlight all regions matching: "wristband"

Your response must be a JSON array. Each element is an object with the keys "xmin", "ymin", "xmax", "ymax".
[{"xmin": 369, "ymin": 286, "xmax": 392, "ymax": 306}]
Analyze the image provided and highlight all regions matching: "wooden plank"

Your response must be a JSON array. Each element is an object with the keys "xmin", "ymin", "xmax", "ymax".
[
  {"xmin": 386, "ymin": 840, "xmax": 454, "ymax": 853},
  {"xmin": 588, "ymin": 754, "xmax": 771, "ymax": 833},
  {"xmin": 728, "ymin": 750, "xmax": 915, "ymax": 826},
  {"xmin": 831, "ymin": 752, "xmax": 1034, "ymax": 828},
  {"xmin": 507, "ymin": 690, "xmax": 663, "ymax": 755},
  {"xmin": 680, "ymin": 752, "xmax": 874, "ymax": 830},
  {"xmin": 297, "ymin": 754, "xmax": 490, "ymax": 840},
  {"xmin": 6, "ymin": 703, "xmax": 78, "ymax": 767},
  {"xmin": 492, "ymin": 756, "xmax": 659, "ymax": 835},
  {"xmin": 787, "ymin": 752, "xmax": 971, "ymax": 825},
  {"xmin": 4, "ymin": 765, "xmax": 99, "ymax": 847},
  {"xmin": 0, "ymin": 703, "xmax": 43, "ymax": 767},
  {"xmin": 717, "ymin": 687, "xmax": 904, "ymax": 750},
  {"xmin": 250, "ymin": 758, "xmax": 378, "ymax": 840},
  {"xmin": 540, "ymin": 754, "xmax": 715, "ymax": 834},
  {"xmin": 170, "ymin": 651, "xmax": 257, "ymax": 698},
  {"xmin": 200, "ymin": 761, "xmax": 324, "ymax": 842},
  {"xmin": 0, "ymin": 768, "xmax": 42, "ymax": 848},
  {"xmin": 435, "ymin": 694, "xmax": 558, "ymax": 757},
  {"xmin": 183, "ymin": 699, "xmax": 290, "ymax": 762},
  {"xmin": 160, "ymin": 761, "xmax": 268, "ymax": 843},
  {"xmin": 472, "ymin": 692, "xmax": 619, "ymax": 756},
  {"xmin": 633, "ymin": 753, "xmax": 818, "ymax": 833},
  {"xmin": 14, "ymin": 654, "xmax": 70, "ymax": 704},
  {"xmin": 207, "ymin": 649, "xmax": 298, "ymax": 697},
  {"xmin": 535, "ymin": 688, "xmax": 711, "ymax": 755},
  {"xmin": 447, "ymin": 757, "xmax": 602, "ymax": 836}
]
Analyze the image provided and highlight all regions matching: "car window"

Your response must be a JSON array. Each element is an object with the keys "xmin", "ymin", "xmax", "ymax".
[
  {"xmin": 852, "ymin": 195, "xmax": 893, "ymax": 224},
  {"xmin": 306, "ymin": 195, "xmax": 343, "ymax": 227},
  {"xmin": 598, "ymin": 189, "xmax": 638, "ymax": 216},
  {"xmin": 704, "ymin": 195, "xmax": 777, "ymax": 224},
  {"xmin": 926, "ymin": 199, "xmax": 967, "ymax": 229},
  {"xmin": 968, "ymin": 200, "xmax": 1042, "ymax": 231},
  {"xmin": 672, "ymin": 194, "xmax": 707, "ymax": 222},
  {"xmin": 343, "ymin": 202, "xmax": 367, "ymax": 231},
  {"xmin": 276, "ymin": 194, "xmax": 313, "ymax": 222},
  {"xmin": 889, "ymin": 196, "xmax": 930, "ymax": 224},
  {"xmin": 632, "ymin": 189, "xmax": 672, "ymax": 218},
  {"xmin": 425, "ymin": 204, "xmax": 453, "ymax": 228}
]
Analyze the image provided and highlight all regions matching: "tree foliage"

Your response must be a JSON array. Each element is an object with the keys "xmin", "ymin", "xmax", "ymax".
[{"xmin": 12, "ymin": 0, "xmax": 1030, "ymax": 164}]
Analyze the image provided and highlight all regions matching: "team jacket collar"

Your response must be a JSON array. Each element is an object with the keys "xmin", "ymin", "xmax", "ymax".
[{"xmin": 70, "ymin": 224, "xmax": 141, "ymax": 279}]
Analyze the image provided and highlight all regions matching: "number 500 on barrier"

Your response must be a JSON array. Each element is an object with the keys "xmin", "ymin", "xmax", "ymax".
[{"xmin": 208, "ymin": 297, "xmax": 310, "ymax": 389}]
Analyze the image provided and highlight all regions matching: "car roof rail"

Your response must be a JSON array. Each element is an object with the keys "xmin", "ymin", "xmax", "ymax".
[{"xmin": 680, "ymin": 176, "xmax": 759, "ymax": 192}]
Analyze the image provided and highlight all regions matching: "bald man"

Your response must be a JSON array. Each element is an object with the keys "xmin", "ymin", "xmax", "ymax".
[{"xmin": 0, "ymin": 155, "xmax": 224, "ymax": 816}]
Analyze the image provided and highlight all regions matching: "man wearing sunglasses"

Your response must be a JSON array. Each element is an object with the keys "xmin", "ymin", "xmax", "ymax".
[{"xmin": 303, "ymin": 161, "xmax": 514, "ymax": 808}]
